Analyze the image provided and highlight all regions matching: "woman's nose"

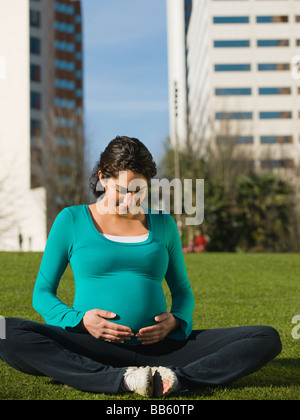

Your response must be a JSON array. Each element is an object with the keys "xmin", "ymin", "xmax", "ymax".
[{"xmin": 121, "ymin": 192, "xmax": 133, "ymax": 206}]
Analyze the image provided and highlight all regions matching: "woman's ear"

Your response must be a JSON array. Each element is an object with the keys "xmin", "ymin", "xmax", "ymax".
[{"xmin": 98, "ymin": 171, "xmax": 108, "ymax": 191}]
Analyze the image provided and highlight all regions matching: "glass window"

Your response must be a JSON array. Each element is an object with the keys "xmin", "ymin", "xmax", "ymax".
[
  {"xmin": 55, "ymin": 136, "xmax": 72, "ymax": 147},
  {"xmin": 217, "ymin": 136, "xmax": 253, "ymax": 144},
  {"xmin": 75, "ymin": 89, "xmax": 83, "ymax": 97},
  {"xmin": 54, "ymin": 2, "xmax": 75, "ymax": 15},
  {"xmin": 30, "ymin": 10, "xmax": 41, "ymax": 27},
  {"xmin": 30, "ymin": 92, "xmax": 41, "ymax": 110},
  {"xmin": 214, "ymin": 40, "xmax": 250, "ymax": 47},
  {"xmin": 256, "ymin": 16, "xmax": 288, "ymax": 23},
  {"xmin": 258, "ymin": 63, "xmax": 290, "ymax": 71},
  {"xmin": 30, "ymin": 37, "xmax": 41, "ymax": 55},
  {"xmin": 215, "ymin": 88, "xmax": 252, "ymax": 95},
  {"xmin": 257, "ymin": 39, "xmax": 289, "ymax": 47},
  {"xmin": 214, "ymin": 64, "xmax": 251, "ymax": 71},
  {"xmin": 55, "ymin": 117, "xmax": 75, "ymax": 128},
  {"xmin": 54, "ymin": 21, "xmax": 74, "ymax": 33},
  {"xmin": 55, "ymin": 97, "xmax": 75, "ymax": 109},
  {"xmin": 31, "ymin": 119, "xmax": 42, "ymax": 137},
  {"xmin": 213, "ymin": 16, "xmax": 249, "ymax": 23},
  {"xmin": 216, "ymin": 112, "xmax": 253, "ymax": 119},
  {"xmin": 54, "ymin": 59, "xmax": 75, "ymax": 71},
  {"xmin": 259, "ymin": 87, "xmax": 291, "ymax": 95},
  {"xmin": 259, "ymin": 111, "xmax": 292, "ymax": 119},
  {"xmin": 55, "ymin": 79, "xmax": 75, "ymax": 90},
  {"xmin": 30, "ymin": 64, "xmax": 41, "ymax": 82},
  {"xmin": 260, "ymin": 136, "xmax": 293, "ymax": 143},
  {"xmin": 54, "ymin": 40, "xmax": 75, "ymax": 52}
]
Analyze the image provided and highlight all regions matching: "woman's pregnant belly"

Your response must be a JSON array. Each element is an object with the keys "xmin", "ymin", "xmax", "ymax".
[{"xmin": 73, "ymin": 274, "xmax": 168, "ymax": 344}]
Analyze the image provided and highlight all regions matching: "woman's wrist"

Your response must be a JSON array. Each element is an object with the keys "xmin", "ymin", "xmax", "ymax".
[
  {"xmin": 76, "ymin": 313, "xmax": 87, "ymax": 332},
  {"xmin": 172, "ymin": 315, "xmax": 181, "ymax": 331}
]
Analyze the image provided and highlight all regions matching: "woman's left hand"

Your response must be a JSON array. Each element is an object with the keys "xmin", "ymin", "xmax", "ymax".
[{"xmin": 136, "ymin": 312, "xmax": 180, "ymax": 345}]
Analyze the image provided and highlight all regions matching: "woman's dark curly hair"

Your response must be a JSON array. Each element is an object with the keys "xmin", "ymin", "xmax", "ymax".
[{"xmin": 90, "ymin": 136, "xmax": 157, "ymax": 198}]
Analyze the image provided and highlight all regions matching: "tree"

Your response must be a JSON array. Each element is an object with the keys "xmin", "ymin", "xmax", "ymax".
[
  {"xmin": 32, "ymin": 109, "xmax": 89, "ymax": 234},
  {"xmin": 235, "ymin": 173, "xmax": 295, "ymax": 252},
  {"xmin": 158, "ymin": 138, "xmax": 299, "ymax": 252}
]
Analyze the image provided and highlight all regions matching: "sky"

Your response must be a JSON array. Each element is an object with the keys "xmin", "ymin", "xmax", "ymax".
[{"xmin": 82, "ymin": 0, "xmax": 170, "ymax": 171}]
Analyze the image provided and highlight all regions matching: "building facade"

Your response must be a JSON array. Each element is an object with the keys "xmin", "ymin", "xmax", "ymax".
[
  {"xmin": 0, "ymin": 0, "xmax": 84, "ymax": 251},
  {"xmin": 167, "ymin": 0, "xmax": 300, "ymax": 171},
  {"xmin": 166, "ymin": 0, "xmax": 190, "ymax": 149}
]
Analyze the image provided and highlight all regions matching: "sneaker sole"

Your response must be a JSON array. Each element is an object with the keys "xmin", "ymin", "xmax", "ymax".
[{"xmin": 151, "ymin": 367, "xmax": 178, "ymax": 398}]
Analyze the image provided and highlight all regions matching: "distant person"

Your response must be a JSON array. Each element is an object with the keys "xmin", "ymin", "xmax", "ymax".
[
  {"xmin": 18, "ymin": 232, "xmax": 23, "ymax": 252},
  {"xmin": 0, "ymin": 136, "xmax": 282, "ymax": 397},
  {"xmin": 193, "ymin": 230, "xmax": 208, "ymax": 253}
]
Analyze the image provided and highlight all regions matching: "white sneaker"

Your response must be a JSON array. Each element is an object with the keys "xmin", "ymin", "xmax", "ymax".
[
  {"xmin": 123, "ymin": 366, "xmax": 153, "ymax": 397},
  {"xmin": 150, "ymin": 366, "xmax": 178, "ymax": 397}
]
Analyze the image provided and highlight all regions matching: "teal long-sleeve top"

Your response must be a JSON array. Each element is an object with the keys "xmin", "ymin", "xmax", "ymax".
[{"xmin": 32, "ymin": 205, "xmax": 194, "ymax": 344}]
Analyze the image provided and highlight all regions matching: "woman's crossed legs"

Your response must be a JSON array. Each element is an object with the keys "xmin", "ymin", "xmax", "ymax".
[{"xmin": 0, "ymin": 318, "xmax": 282, "ymax": 395}]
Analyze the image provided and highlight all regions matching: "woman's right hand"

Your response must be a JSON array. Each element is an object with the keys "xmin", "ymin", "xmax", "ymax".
[{"xmin": 79, "ymin": 309, "xmax": 134, "ymax": 343}]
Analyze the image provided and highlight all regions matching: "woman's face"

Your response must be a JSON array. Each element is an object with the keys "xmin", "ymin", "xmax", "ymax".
[{"xmin": 98, "ymin": 169, "xmax": 148, "ymax": 215}]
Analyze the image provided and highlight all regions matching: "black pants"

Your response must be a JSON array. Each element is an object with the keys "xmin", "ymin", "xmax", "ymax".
[{"xmin": 0, "ymin": 318, "xmax": 282, "ymax": 394}]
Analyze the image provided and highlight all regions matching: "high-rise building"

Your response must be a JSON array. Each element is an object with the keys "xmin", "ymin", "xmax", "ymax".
[
  {"xmin": 0, "ymin": 0, "xmax": 84, "ymax": 251},
  {"xmin": 166, "ymin": 0, "xmax": 190, "ymax": 149},
  {"xmin": 167, "ymin": 0, "xmax": 300, "ymax": 171}
]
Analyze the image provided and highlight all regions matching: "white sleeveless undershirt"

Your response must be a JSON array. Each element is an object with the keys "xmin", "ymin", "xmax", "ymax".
[{"xmin": 100, "ymin": 232, "xmax": 149, "ymax": 243}]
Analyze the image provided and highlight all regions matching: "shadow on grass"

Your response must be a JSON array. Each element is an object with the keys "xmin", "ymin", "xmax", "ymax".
[
  {"xmin": 48, "ymin": 358, "xmax": 300, "ymax": 400},
  {"xmin": 167, "ymin": 358, "xmax": 300, "ymax": 399},
  {"xmin": 2, "ymin": 358, "xmax": 299, "ymax": 400},
  {"xmin": 228, "ymin": 358, "xmax": 300, "ymax": 390}
]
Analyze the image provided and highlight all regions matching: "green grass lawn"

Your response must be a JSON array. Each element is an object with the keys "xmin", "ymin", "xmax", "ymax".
[{"xmin": 0, "ymin": 251, "xmax": 300, "ymax": 400}]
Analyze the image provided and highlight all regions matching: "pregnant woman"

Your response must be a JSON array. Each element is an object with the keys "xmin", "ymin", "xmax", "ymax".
[{"xmin": 0, "ymin": 136, "xmax": 282, "ymax": 397}]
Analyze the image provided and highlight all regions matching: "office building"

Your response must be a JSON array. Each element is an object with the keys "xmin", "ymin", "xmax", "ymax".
[
  {"xmin": 167, "ymin": 0, "xmax": 300, "ymax": 171},
  {"xmin": 0, "ymin": 0, "xmax": 84, "ymax": 251}
]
